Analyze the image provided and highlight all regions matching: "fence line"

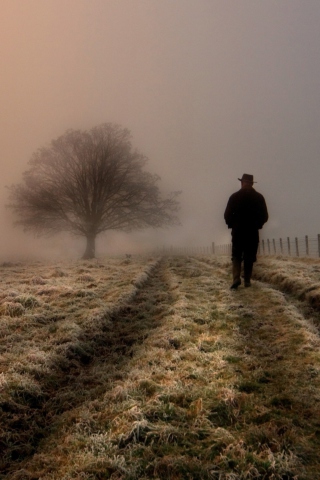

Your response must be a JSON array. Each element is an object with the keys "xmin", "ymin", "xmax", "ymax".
[
  {"xmin": 258, "ymin": 234, "xmax": 320, "ymax": 258},
  {"xmin": 215, "ymin": 234, "xmax": 320, "ymax": 258},
  {"xmin": 160, "ymin": 235, "xmax": 320, "ymax": 258}
]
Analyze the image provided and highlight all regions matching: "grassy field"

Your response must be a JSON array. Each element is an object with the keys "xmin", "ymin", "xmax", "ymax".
[{"xmin": 1, "ymin": 254, "xmax": 320, "ymax": 479}]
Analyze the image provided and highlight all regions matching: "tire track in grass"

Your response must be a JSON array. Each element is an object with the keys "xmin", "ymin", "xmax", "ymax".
[
  {"xmin": 137, "ymin": 255, "xmax": 304, "ymax": 479},
  {"xmin": 253, "ymin": 257, "xmax": 320, "ymax": 331},
  {"xmin": 204, "ymin": 254, "xmax": 320, "ymax": 330},
  {"xmin": 1, "ymin": 258, "xmax": 176, "ymax": 478},
  {"xmin": 229, "ymin": 283, "xmax": 320, "ymax": 479},
  {"xmin": 4, "ymin": 255, "xmax": 320, "ymax": 479},
  {"xmin": 17, "ymin": 256, "xmax": 241, "ymax": 480},
  {"xmin": 191, "ymin": 255, "xmax": 320, "ymax": 478}
]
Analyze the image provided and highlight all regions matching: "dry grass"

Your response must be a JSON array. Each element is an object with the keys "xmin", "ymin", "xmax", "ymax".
[
  {"xmin": 1, "ymin": 254, "xmax": 320, "ymax": 479},
  {"xmin": 253, "ymin": 256, "xmax": 320, "ymax": 311}
]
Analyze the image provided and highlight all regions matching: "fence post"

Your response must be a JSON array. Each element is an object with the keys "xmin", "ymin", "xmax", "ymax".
[
  {"xmin": 273, "ymin": 239, "xmax": 276, "ymax": 254},
  {"xmin": 267, "ymin": 239, "xmax": 270, "ymax": 254},
  {"xmin": 287, "ymin": 237, "xmax": 291, "ymax": 256},
  {"xmin": 212, "ymin": 242, "xmax": 215, "ymax": 254},
  {"xmin": 295, "ymin": 237, "xmax": 299, "ymax": 257},
  {"xmin": 305, "ymin": 235, "xmax": 309, "ymax": 256},
  {"xmin": 280, "ymin": 238, "xmax": 283, "ymax": 254},
  {"xmin": 262, "ymin": 239, "xmax": 265, "ymax": 254}
]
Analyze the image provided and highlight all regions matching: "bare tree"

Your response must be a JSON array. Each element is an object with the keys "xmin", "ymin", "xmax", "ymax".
[{"xmin": 7, "ymin": 123, "xmax": 180, "ymax": 258}]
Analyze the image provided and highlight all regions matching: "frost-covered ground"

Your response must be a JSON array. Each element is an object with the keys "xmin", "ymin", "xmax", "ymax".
[{"xmin": 1, "ymin": 255, "xmax": 320, "ymax": 479}]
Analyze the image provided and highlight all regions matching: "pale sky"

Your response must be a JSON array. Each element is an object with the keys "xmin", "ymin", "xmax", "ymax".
[{"xmin": 1, "ymin": 0, "xmax": 320, "ymax": 258}]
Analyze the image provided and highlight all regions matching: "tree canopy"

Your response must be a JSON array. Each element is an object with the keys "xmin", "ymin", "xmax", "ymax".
[{"xmin": 8, "ymin": 123, "xmax": 180, "ymax": 258}]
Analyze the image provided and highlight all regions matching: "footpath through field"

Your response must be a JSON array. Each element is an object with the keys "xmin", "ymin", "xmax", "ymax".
[
  {"xmin": 1, "ymin": 255, "xmax": 320, "ymax": 479},
  {"xmin": 160, "ymin": 255, "xmax": 320, "ymax": 479}
]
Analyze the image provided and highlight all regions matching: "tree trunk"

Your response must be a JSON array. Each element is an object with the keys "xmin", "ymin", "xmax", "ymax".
[{"xmin": 82, "ymin": 233, "xmax": 96, "ymax": 259}]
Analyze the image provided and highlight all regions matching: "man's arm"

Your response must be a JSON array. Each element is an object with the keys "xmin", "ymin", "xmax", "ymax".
[
  {"xmin": 224, "ymin": 195, "xmax": 235, "ymax": 228},
  {"xmin": 258, "ymin": 195, "xmax": 268, "ymax": 228}
]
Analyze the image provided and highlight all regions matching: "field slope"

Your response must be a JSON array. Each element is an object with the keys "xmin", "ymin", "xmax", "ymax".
[{"xmin": 1, "ymin": 255, "xmax": 320, "ymax": 479}]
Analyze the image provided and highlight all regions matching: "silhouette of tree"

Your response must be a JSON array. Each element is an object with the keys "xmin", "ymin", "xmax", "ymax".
[{"xmin": 8, "ymin": 123, "xmax": 180, "ymax": 258}]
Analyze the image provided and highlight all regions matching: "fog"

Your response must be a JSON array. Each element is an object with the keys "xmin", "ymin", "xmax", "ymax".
[{"xmin": 1, "ymin": 0, "xmax": 320, "ymax": 259}]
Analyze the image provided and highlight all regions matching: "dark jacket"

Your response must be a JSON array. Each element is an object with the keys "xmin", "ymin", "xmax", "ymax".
[{"xmin": 224, "ymin": 188, "xmax": 268, "ymax": 232}]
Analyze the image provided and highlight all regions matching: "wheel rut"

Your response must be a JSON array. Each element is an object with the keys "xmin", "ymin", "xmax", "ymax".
[
  {"xmin": 1, "ymin": 258, "xmax": 175, "ymax": 477},
  {"xmin": 170, "ymin": 255, "xmax": 320, "ymax": 477},
  {"xmin": 3, "ymin": 255, "xmax": 320, "ymax": 479}
]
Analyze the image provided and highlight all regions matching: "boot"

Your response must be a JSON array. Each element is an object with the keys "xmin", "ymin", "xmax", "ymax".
[
  {"xmin": 230, "ymin": 259, "xmax": 242, "ymax": 289},
  {"xmin": 244, "ymin": 261, "xmax": 253, "ymax": 287}
]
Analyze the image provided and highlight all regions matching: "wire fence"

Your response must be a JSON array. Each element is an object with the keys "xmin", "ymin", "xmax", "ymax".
[
  {"xmin": 213, "ymin": 234, "xmax": 320, "ymax": 258},
  {"xmin": 160, "ymin": 235, "xmax": 320, "ymax": 258}
]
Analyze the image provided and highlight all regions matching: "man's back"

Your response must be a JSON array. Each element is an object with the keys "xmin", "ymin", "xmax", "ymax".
[{"xmin": 224, "ymin": 187, "xmax": 268, "ymax": 232}]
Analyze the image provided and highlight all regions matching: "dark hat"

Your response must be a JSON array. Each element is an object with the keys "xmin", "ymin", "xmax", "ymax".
[{"xmin": 238, "ymin": 173, "xmax": 256, "ymax": 183}]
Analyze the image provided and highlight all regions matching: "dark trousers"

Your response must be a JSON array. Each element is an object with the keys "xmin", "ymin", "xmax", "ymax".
[{"xmin": 231, "ymin": 229, "xmax": 259, "ymax": 264}]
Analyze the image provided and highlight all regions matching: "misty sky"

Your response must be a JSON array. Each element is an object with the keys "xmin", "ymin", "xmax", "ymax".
[{"xmin": 1, "ymin": 0, "xmax": 320, "ymax": 258}]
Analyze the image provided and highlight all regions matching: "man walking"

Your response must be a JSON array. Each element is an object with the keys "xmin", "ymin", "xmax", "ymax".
[{"xmin": 224, "ymin": 174, "xmax": 268, "ymax": 289}]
